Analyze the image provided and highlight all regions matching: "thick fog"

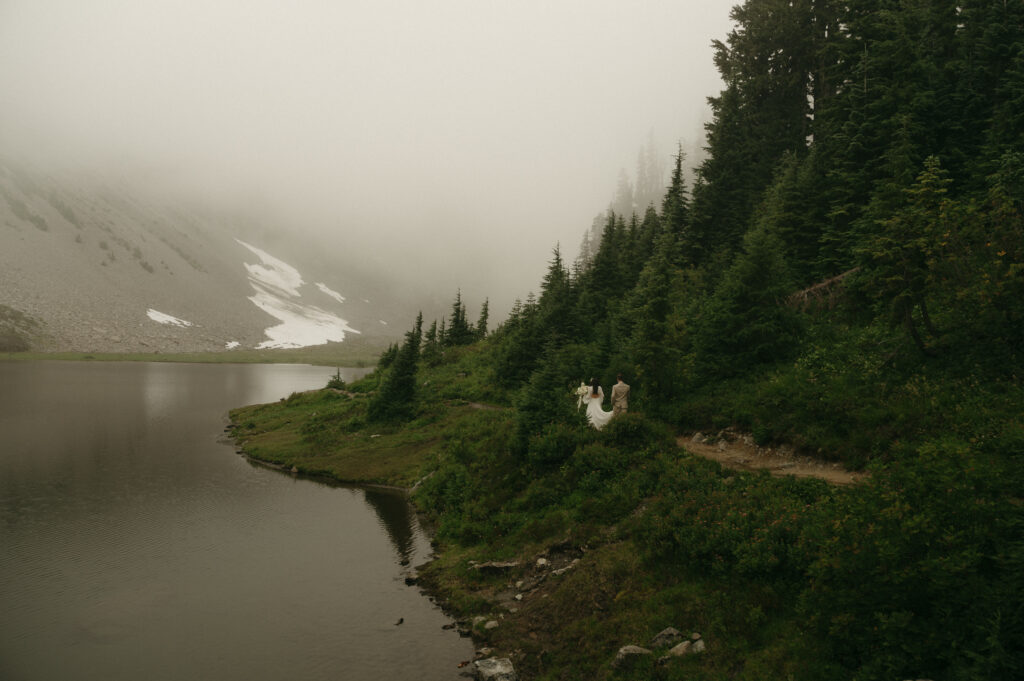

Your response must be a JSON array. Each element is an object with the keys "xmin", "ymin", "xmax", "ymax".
[{"xmin": 0, "ymin": 0, "xmax": 735, "ymax": 317}]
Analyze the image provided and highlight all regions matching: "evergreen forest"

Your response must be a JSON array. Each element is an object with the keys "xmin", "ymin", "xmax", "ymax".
[{"xmin": 233, "ymin": 2, "xmax": 1024, "ymax": 679}]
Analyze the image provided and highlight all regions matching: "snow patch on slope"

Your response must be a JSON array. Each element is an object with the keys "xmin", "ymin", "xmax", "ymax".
[
  {"xmin": 236, "ymin": 240, "xmax": 304, "ymax": 297},
  {"xmin": 147, "ymin": 309, "xmax": 193, "ymax": 327},
  {"xmin": 316, "ymin": 282, "xmax": 346, "ymax": 303},
  {"xmin": 235, "ymin": 239, "xmax": 359, "ymax": 349}
]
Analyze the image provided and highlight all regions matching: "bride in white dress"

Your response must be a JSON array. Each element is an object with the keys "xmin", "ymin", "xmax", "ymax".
[{"xmin": 579, "ymin": 378, "xmax": 614, "ymax": 430}]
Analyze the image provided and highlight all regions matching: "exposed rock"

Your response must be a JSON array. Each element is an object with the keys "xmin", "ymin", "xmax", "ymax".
[
  {"xmin": 536, "ymin": 557, "xmax": 549, "ymax": 568},
  {"xmin": 484, "ymin": 620, "xmax": 500, "ymax": 630},
  {"xmin": 520, "ymin": 574, "xmax": 545, "ymax": 591},
  {"xmin": 473, "ymin": 657, "xmax": 517, "ymax": 681},
  {"xmin": 657, "ymin": 640, "xmax": 692, "ymax": 664},
  {"xmin": 649, "ymin": 627, "xmax": 683, "ymax": 649},
  {"xmin": 667, "ymin": 639, "xmax": 692, "ymax": 655},
  {"xmin": 656, "ymin": 632, "xmax": 706, "ymax": 665},
  {"xmin": 690, "ymin": 432, "xmax": 706, "ymax": 444},
  {"xmin": 551, "ymin": 558, "xmax": 580, "ymax": 576},
  {"xmin": 613, "ymin": 645, "xmax": 652, "ymax": 669}
]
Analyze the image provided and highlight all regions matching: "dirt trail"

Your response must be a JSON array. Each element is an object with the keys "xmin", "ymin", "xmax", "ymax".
[{"xmin": 677, "ymin": 431, "xmax": 867, "ymax": 485}]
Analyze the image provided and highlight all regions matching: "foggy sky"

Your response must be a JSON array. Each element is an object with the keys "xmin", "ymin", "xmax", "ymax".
[{"xmin": 0, "ymin": 0, "xmax": 735, "ymax": 316}]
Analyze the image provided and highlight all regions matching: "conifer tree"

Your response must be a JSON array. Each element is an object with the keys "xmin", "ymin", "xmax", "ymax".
[
  {"xmin": 753, "ymin": 150, "xmax": 830, "ymax": 284},
  {"xmin": 580, "ymin": 212, "xmax": 629, "ymax": 323},
  {"xmin": 634, "ymin": 132, "xmax": 666, "ymax": 212},
  {"xmin": 690, "ymin": 0, "xmax": 817, "ymax": 261},
  {"xmin": 444, "ymin": 290, "xmax": 475, "ymax": 346},
  {"xmin": 636, "ymin": 204, "xmax": 662, "ymax": 265},
  {"xmin": 630, "ymin": 232, "xmax": 680, "ymax": 404},
  {"xmin": 475, "ymin": 299, "xmax": 489, "ymax": 340},
  {"xmin": 611, "ymin": 169, "xmax": 635, "ymax": 220},
  {"xmin": 537, "ymin": 245, "xmax": 578, "ymax": 343},
  {"xmin": 863, "ymin": 156, "xmax": 953, "ymax": 355},
  {"xmin": 511, "ymin": 342, "xmax": 584, "ymax": 456},
  {"xmin": 691, "ymin": 226, "xmax": 800, "ymax": 377},
  {"xmin": 376, "ymin": 342, "xmax": 399, "ymax": 371},
  {"xmin": 421, "ymin": 319, "xmax": 442, "ymax": 367},
  {"xmin": 661, "ymin": 143, "xmax": 691, "ymax": 247},
  {"xmin": 368, "ymin": 313, "xmax": 423, "ymax": 421},
  {"xmin": 492, "ymin": 292, "xmax": 544, "ymax": 388}
]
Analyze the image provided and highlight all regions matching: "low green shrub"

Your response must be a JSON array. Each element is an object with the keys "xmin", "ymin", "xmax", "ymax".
[
  {"xmin": 325, "ymin": 369, "xmax": 346, "ymax": 390},
  {"xmin": 798, "ymin": 439, "xmax": 1018, "ymax": 679},
  {"xmin": 601, "ymin": 412, "xmax": 673, "ymax": 450},
  {"xmin": 527, "ymin": 423, "xmax": 585, "ymax": 472}
]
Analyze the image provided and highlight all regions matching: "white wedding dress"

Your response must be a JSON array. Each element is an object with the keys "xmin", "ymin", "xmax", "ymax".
[{"xmin": 583, "ymin": 386, "xmax": 614, "ymax": 430}]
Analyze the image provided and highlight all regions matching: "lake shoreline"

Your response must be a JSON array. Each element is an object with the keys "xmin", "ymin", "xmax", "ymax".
[
  {"xmin": 226, "ymin": 389, "xmax": 508, "ymax": 668},
  {"xmin": 1, "ymin": 344, "xmax": 384, "ymax": 367},
  {"xmin": 230, "ymin": 437, "xmax": 414, "ymax": 495}
]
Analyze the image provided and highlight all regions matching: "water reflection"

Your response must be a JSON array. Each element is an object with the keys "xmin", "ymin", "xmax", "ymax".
[
  {"xmin": 0, "ymin": 361, "xmax": 470, "ymax": 681},
  {"xmin": 362, "ymin": 488, "xmax": 420, "ymax": 564}
]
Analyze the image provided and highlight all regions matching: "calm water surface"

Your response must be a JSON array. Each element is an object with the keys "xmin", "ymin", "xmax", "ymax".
[{"xmin": 0, "ymin": 361, "xmax": 473, "ymax": 681}]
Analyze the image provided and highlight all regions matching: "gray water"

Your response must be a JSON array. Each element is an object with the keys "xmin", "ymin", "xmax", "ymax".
[{"xmin": 0, "ymin": 361, "xmax": 473, "ymax": 681}]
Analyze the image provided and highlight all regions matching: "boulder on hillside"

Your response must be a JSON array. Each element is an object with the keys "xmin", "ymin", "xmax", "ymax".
[
  {"xmin": 657, "ymin": 640, "xmax": 692, "ymax": 665},
  {"xmin": 473, "ymin": 657, "xmax": 516, "ymax": 681},
  {"xmin": 649, "ymin": 627, "xmax": 683, "ymax": 649},
  {"xmin": 613, "ymin": 645, "xmax": 653, "ymax": 669},
  {"xmin": 657, "ymin": 634, "xmax": 707, "ymax": 665}
]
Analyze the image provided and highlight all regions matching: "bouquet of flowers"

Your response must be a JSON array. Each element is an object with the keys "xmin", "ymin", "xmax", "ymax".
[{"xmin": 574, "ymin": 382, "xmax": 590, "ymax": 409}]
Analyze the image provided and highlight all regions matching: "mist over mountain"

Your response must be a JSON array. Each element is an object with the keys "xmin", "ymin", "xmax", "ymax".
[
  {"xmin": 0, "ymin": 0, "xmax": 734, "ymax": 342},
  {"xmin": 0, "ymin": 159, "xmax": 419, "ymax": 353}
]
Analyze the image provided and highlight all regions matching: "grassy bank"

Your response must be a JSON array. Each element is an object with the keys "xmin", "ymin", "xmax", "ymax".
[
  {"xmin": 230, "ymin": 387, "xmax": 511, "ymax": 488},
  {"xmin": 229, "ymin": 343, "xmax": 1023, "ymax": 680},
  {"xmin": 227, "ymin": 357, "xmax": 834, "ymax": 679}
]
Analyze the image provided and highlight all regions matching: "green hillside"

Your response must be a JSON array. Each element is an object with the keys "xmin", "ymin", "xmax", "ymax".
[{"xmin": 231, "ymin": 2, "xmax": 1024, "ymax": 678}]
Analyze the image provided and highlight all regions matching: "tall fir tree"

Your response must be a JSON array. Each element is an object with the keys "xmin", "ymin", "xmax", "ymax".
[
  {"xmin": 475, "ymin": 298, "xmax": 489, "ymax": 340},
  {"xmin": 691, "ymin": 226, "xmax": 800, "ymax": 378},
  {"xmin": 421, "ymin": 319, "xmax": 442, "ymax": 367},
  {"xmin": 661, "ymin": 143, "xmax": 691, "ymax": 263},
  {"xmin": 368, "ymin": 313, "xmax": 423, "ymax": 421},
  {"xmin": 690, "ymin": 0, "xmax": 817, "ymax": 262},
  {"xmin": 444, "ymin": 290, "xmax": 475, "ymax": 347}
]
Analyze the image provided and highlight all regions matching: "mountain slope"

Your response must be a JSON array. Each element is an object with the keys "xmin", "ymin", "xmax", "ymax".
[{"xmin": 0, "ymin": 161, "xmax": 402, "ymax": 353}]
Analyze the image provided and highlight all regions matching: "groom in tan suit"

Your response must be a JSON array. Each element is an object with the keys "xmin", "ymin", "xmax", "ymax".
[{"xmin": 611, "ymin": 374, "xmax": 630, "ymax": 416}]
